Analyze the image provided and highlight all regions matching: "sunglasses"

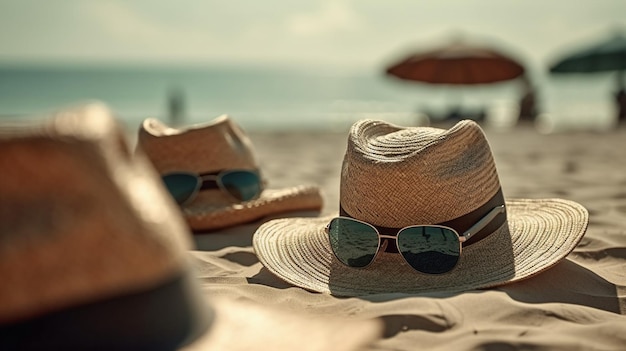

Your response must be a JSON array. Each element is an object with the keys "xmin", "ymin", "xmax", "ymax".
[
  {"xmin": 325, "ymin": 205, "xmax": 506, "ymax": 274},
  {"xmin": 161, "ymin": 169, "xmax": 262, "ymax": 205}
]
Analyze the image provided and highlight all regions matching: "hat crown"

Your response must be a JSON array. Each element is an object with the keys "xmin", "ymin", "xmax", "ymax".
[
  {"xmin": 340, "ymin": 119, "xmax": 501, "ymax": 228},
  {"xmin": 138, "ymin": 115, "xmax": 258, "ymax": 173}
]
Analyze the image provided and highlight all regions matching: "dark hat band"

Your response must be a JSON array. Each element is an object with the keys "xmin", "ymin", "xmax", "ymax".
[{"xmin": 339, "ymin": 188, "xmax": 507, "ymax": 252}]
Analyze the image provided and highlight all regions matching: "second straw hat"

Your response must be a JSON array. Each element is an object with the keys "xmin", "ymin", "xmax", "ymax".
[
  {"xmin": 137, "ymin": 115, "xmax": 323, "ymax": 232},
  {"xmin": 253, "ymin": 119, "xmax": 588, "ymax": 296}
]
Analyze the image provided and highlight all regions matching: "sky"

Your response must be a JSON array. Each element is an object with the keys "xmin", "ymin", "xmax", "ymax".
[{"xmin": 1, "ymin": 0, "xmax": 625, "ymax": 73}]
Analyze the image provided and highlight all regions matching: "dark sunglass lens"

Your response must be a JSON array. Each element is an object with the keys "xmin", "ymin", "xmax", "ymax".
[
  {"xmin": 220, "ymin": 170, "xmax": 261, "ymax": 201},
  {"xmin": 162, "ymin": 173, "xmax": 199, "ymax": 204},
  {"xmin": 327, "ymin": 218, "xmax": 379, "ymax": 268},
  {"xmin": 397, "ymin": 226, "xmax": 460, "ymax": 274}
]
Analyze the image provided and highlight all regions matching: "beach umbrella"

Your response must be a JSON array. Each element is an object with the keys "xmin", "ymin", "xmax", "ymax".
[
  {"xmin": 549, "ymin": 32, "xmax": 626, "ymax": 122},
  {"xmin": 385, "ymin": 41, "xmax": 526, "ymax": 85},
  {"xmin": 384, "ymin": 38, "xmax": 526, "ymax": 121},
  {"xmin": 549, "ymin": 32, "xmax": 626, "ymax": 90}
]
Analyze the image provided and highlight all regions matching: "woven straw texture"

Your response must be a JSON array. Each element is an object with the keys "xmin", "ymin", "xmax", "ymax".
[
  {"xmin": 0, "ymin": 104, "xmax": 192, "ymax": 323},
  {"xmin": 138, "ymin": 115, "xmax": 259, "ymax": 173},
  {"xmin": 137, "ymin": 116, "xmax": 323, "ymax": 231},
  {"xmin": 253, "ymin": 119, "xmax": 589, "ymax": 295},
  {"xmin": 343, "ymin": 119, "xmax": 500, "ymax": 227}
]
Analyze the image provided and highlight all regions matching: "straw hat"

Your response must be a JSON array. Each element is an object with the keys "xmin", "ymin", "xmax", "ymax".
[
  {"xmin": 253, "ymin": 119, "xmax": 589, "ymax": 296},
  {"xmin": 137, "ymin": 116, "xmax": 323, "ymax": 232},
  {"xmin": 0, "ymin": 103, "xmax": 379, "ymax": 351},
  {"xmin": 0, "ymin": 103, "xmax": 211, "ymax": 349}
]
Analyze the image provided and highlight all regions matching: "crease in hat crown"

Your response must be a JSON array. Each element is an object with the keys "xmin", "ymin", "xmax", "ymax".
[
  {"xmin": 138, "ymin": 114, "xmax": 259, "ymax": 173},
  {"xmin": 341, "ymin": 119, "xmax": 501, "ymax": 228}
]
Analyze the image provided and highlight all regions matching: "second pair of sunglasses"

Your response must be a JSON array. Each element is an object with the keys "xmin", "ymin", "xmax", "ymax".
[{"xmin": 162, "ymin": 169, "xmax": 262, "ymax": 205}]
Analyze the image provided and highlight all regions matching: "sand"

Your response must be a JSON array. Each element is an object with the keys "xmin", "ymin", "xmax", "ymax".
[{"xmin": 182, "ymin": 123, "xmax": 626, "ymax": 350}]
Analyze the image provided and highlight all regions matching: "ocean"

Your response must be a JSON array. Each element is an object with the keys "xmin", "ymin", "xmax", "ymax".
[{"xmin": 0, "ymin": 64, "xmax": 619, "ymax": 132}]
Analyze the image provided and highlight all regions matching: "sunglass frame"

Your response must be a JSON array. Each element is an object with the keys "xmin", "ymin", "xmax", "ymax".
[
  {"xmin": 325, "ymin": 205, "xmax": 505, "ymax": 274},
  {"xmin": 162, "ymin": 169, "xmax": 263, "ymax": 205}
]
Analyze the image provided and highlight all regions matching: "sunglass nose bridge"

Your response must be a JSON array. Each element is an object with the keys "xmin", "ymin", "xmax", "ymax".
[
  {"xmin": 198, "ymin": 174, "xmax": 218, "ymax": 181},
  {"xmin": 380, "ymin": 237, "xmax": 399, "ymax": 253}
]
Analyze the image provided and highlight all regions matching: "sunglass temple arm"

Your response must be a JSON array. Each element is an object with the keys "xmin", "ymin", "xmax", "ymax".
[{"xmin": 459, "ymin": 205, "xmax": 506, "ymax": 243}]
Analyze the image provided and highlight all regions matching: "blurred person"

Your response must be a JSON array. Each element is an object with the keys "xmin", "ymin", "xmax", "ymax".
[
  {"xmin": 518, "ymin": 75, "xmax": 538, "ymax": 122},
  {"xmin": 167, "ymin": 86, "xmax": 186, "ymax": 126},
  {"xmin": 615, "ymin": 87, "xmax": 626, "ymax": 123}
]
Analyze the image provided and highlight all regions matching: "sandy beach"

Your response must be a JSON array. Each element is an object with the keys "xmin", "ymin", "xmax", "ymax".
[
  {"xmin": 182, "ymin": 122, "xmax": 626, "ymax": 350},
  {"xmin": 2, "ymin": 1, "xmax": 626, "ymax": 348}
]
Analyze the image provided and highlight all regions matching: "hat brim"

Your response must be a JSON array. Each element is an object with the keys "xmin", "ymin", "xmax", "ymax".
[
  {"xmin": 184, "ymin": 185, "xmax": 323, "ymax": 232},
  {"xmin": 253, "ymin": 198, "xmax": 588, "ymax": 296}
]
